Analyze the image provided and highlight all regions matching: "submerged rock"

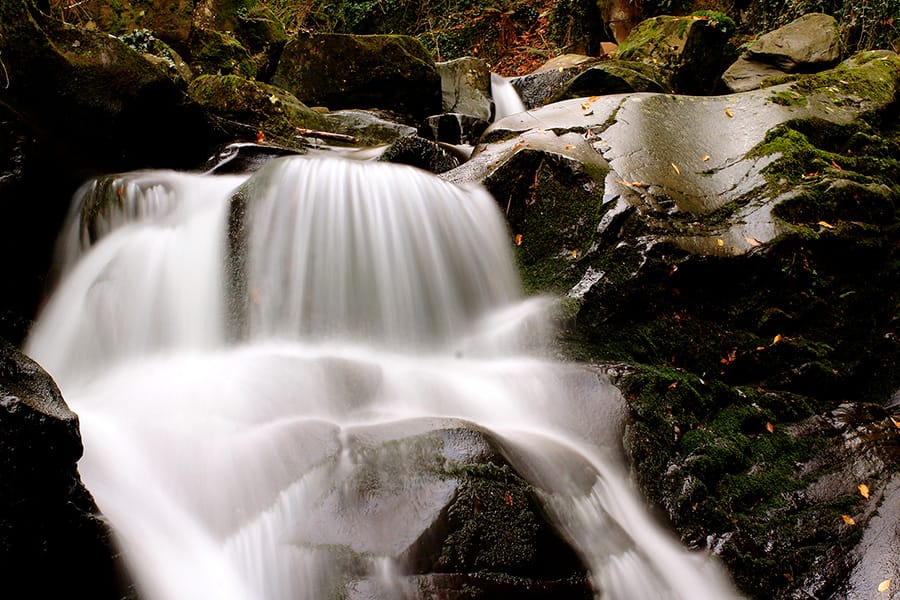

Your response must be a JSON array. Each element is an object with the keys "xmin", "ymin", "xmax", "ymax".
[{"xmin": 0, "ymin": 341, "xmax": 128, "ymax": 598}]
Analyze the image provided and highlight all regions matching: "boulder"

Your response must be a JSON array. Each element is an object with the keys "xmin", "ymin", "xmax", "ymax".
[
  {"xmin": 188, "ymin": 28, "xmax": 257, "ymax": 78},
  {"xmin": 614, "ymin": 15, "xmax": 733, "ymax": 95},
  {"xmin": 320, "ymin": 109, "xmax": 419, "ymax": 147},
  {"xmin": 746, "ymin": 13, "xmax": 841, "ymax": 73},
  {"xmin": 0, "ymin": 341, "xmax": 129, "ymax": 598},
  {"xmin": 451, "ymin": 51, "xmax": 900, "ymax": 598},
  {"xmin": 377, "ymin": 136, "xmax": 461, "ymax": 175},
  {"xmin": 271, "ymin": 33, "xmax": 442, "ymax": 122},
  {"xmin": 722, "ymin": 13, "xmax": 842, "ymax": 93},
  {"xmin": 548, "ymin": 61, "xmax": 667, "ymax": 102},
  {"xmin": 436, "ymin": 57, "xmax": 493, "ymax": 121},
  {"xmin": 510, "ymin": 55, "xmax": 600, "ymax": 110},
  {"xmin": 187, "ymin": 74, "xmax": 329, "ymax": 148}
]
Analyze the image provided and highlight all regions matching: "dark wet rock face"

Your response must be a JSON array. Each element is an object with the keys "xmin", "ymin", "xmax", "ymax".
[
  {"xmin": 443, "ymin": 49, "xmax": 900, "ymax": 599},
  {"xmin": 378, "ymin": 136, "xmax": 461, "ymax": 174},
  {"xmin": 271, "ymin": 33, "xmax": 442, "ymax": 122},
  {"xmin": 0, "ymin": 341, "xmax": 129, "ymax": 599}
]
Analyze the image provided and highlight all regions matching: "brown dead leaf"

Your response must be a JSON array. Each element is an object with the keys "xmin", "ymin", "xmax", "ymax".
[
  {"xmin": 890, "ymin": 416, "xmax": 900, "ymax": 429},
  {"xmin": 514, "ymin": 233, "xmax": 523, "ymax": 246},
  {"xmin": 504, "ymin": 491, "xmax": 513, "ymax": 506},
  {"xmin": 773, "ymin": 334, "xmax": 783, "ymax": 345},
  {"xmin": 668, "ymin": 381, "xmax": 679, "ymax": 390},
  {"xmin": 841, "ymin": 514, "xmax": 856, "ymax": 525},
  {"xmin": 745, "ymin": 237, "xmax": 762, "ymax": 247},
  {"xmin": 725, "ymin": 108, "xmax": 734, "ymax": 118},
  {"xmin": 766, "ymin": 422, "xmax": 775, "ymax": 433},
  {"xmin": 859, "ymin": 483, "xmax": 870, "ymax": 499}
]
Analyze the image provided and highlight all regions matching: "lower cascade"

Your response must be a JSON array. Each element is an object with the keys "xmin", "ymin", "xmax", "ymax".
[{"xmin": 26, "ymin": 157, "xmax": 738, "ymax": 599}]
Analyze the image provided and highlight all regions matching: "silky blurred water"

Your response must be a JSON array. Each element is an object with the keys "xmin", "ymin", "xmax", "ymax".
[{"xmin": 26, "ymin": 157, "xmax": 738, "ymax": 600}]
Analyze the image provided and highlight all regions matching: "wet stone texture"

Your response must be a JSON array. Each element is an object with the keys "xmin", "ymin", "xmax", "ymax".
[{"xmin": 442, "ymin": 50, "xmax": 900, "ymax": 599}]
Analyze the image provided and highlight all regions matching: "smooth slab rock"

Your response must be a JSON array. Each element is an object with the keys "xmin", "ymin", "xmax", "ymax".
[
  {"xmin": 721, "ymin": 56, "xmax": 789, "ymax": 93},
  {"xmin": 436, "ymin": 57, "xmax": 492, "ymax": 121},
  {"xmin": 511, "ymin": 57, "xmax": 600, "ymax": 110},
  {"xmin": 747, "ymin": 12, "xmax": 841, "ymax": 73}
]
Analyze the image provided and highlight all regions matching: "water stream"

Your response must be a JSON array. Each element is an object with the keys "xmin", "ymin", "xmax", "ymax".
[{"xmin": 26, "ymin": 157, "xmax": 738, "ymax": 599}]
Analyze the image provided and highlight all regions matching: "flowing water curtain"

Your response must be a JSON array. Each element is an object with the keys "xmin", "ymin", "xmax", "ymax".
[{"xmin": 25, "ymin": 156, "xmax": 741, "ymax": 600}]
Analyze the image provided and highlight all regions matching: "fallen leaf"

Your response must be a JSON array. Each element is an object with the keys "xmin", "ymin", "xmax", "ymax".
[
  {"xmin": 725, "ymin": 108, "xmax": 734, "ymax": 118},
  {"xmin": 878, "ymin": 579, "xmax": 892, "ymax": 592},
  {"xmin": 716, "ymin": 239, "xmax": 725, "ymax": 247},
  {"xmin": 818, "ymin": 220, "xmax": 835, "ymax": 229},
  {"xmin": 268, "ymin": 94, "xmax": 279, "ymax": 104},
  {"xmin": 859, "ymin": 483, "xmax": 870, "ymax": 499},
  {"xmin": 504, "ymin": 491, "xmax": 513, "ymax": 506},
  {"xmin": 766, "ymin": 422, "xmax": 775, "ymax": 433},
  {"xmin": 668, "ymin": 381, "xmax": 679, "ymax": 390},
  {"xmin": 702, "ymin": 154, "xmax": 711, "ymax": 162},
  {"xmin": 773, "ymin": 334, "xmax": 783, "ymax": 345},
  {"xmin": 514, "ymin": 233, "xmax": 523, "ymax": 246},
  {"xmin": 564, "ymin": 144, "xmax": 576, "ymax": 150},
  {"xmin": 256, "ymin": 130, "xmax": 265, "ymax": 144},
  {"xmin": 589, "ymin": 95, "xmax": 601, "ymax": 102},
  {"xmin": 572, "ymin": 249, "xmax": 578, "ymax": 258},
  {"xmin": 671, "ymin": 162, "xmax": 681, "ymax": 175},
  {"xmin": 802, "ymin": 172, "xmax": 820, "ymax": 179},
  {"xmin": 890, "ymin": 416, "xmax": 900, "ymax": 429},
  {"xmin": 831, "ymin": 160, "xmax": 842, "ymax": 170},
  {"xmin": 841, "ymin": 514, "xmax": 856, "ymax": 525},
  {"xmin": 745, "ymin": 237, "xmax": 761, "ymax": 247},
  {"xmin": 756, "ymin": 346, "xmax": 766, "ymax": 351}
]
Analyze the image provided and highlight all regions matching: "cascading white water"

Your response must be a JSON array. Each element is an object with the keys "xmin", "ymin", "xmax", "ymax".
[
  {"xmin": 26, "ymin": 156, "xmax": 739, "ymax": 600},
  {"xmin": 491, "ymin": 73, "xmax": 527, "ymax": 121}
]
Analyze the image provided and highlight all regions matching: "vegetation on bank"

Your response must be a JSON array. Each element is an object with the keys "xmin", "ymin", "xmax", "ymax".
[{"xmin": 49, "ymin": 0, "xmax": 899, "ymax": 75}]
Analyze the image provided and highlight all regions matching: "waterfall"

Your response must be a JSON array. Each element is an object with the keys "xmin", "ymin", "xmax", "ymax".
[
  {"xmin": 26, "ymin": 156, "xmax": 738, "ymax": 600},
  {"xmin": 491, "ymin": 73, "xmax": 527, "ymax": 121}
]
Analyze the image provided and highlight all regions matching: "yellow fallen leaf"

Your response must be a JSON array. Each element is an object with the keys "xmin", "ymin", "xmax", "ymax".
[
  {"xmin": 702, "ymin": 154, "xmax": 711, "ymax": 162},
  {"xmin": 725, "ymin": 108, "xmax": 734, "ymax": 118},
  {"xmin": 773, "ymin": 334, "xmax": 783, "ymax": 345},
  {"xmin": 878, "ymin": 579, "xmax": 891, "ymax": 592},
  {"xmin": 890, "ymin": 416, "xmax": 900, "ymax": 429},
  {"xmin": 589, "ymin": 95, "xmax": 601, "ymax": 102},
  {"xmin": 859, "ymin": 483, "xmax": 870, "ymax": 499},
  {"xmin": 668, "ymin": 381, "xmax": 679, "ymax": 390},
  {"xmin": 565, "ymin": 144, "xmax": 576, "ymax": 150},
  {"xmin": 716, "ymin": 239, "xmax": 725, "ymax": 247},
  {"xmin": 268, "ymin": 94, "xmax": 279, "ymax": 104},
  {"xmin": 572, "ymin": 249, "xmax": 578, "ymax": 258},
  {"xmin": 818, "ymin": 221, "xmax": 835, "ymax": 229},
  {"xmin": 671, "ymin": 162, "xmax": 681, "ymax": 175},
  {"xmin": 841, "ymin": 514, "xmax": 856, "ymax": 525}
]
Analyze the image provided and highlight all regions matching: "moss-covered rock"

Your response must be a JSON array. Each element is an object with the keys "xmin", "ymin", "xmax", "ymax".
[
  {"xmin": 271, "ymin": 32, "xmax": 441, "ymax": 121},
  {"xmin": 58, "ymin": 0, "xmax": 195, "ymax": 53},
  {"xmin": 548, "ymin": 60, "xmax": 668, "ymax": 101},
  {"xmin": 189, "ymin": 28, "xmax": 257, "ymax": 78},
  {"xmin": 188, "ymin": 74, "xmax": 330, "ymax": 147},
  {"xmin": 614, "ymin": 15, "xmax": 734, "ymax": 94}
]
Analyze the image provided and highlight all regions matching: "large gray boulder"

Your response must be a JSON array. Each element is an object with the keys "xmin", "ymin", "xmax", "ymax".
[
  {"xmin": 722, "ymin": 13, "xmax": 842, "ymax": 93},
  {"xmin": 271, "ymin": 33, "xmax": 442, "ymax": 122},
  {"xmin": 436, "ymin": 57, "xmax": 493, "ymax": 121}
]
